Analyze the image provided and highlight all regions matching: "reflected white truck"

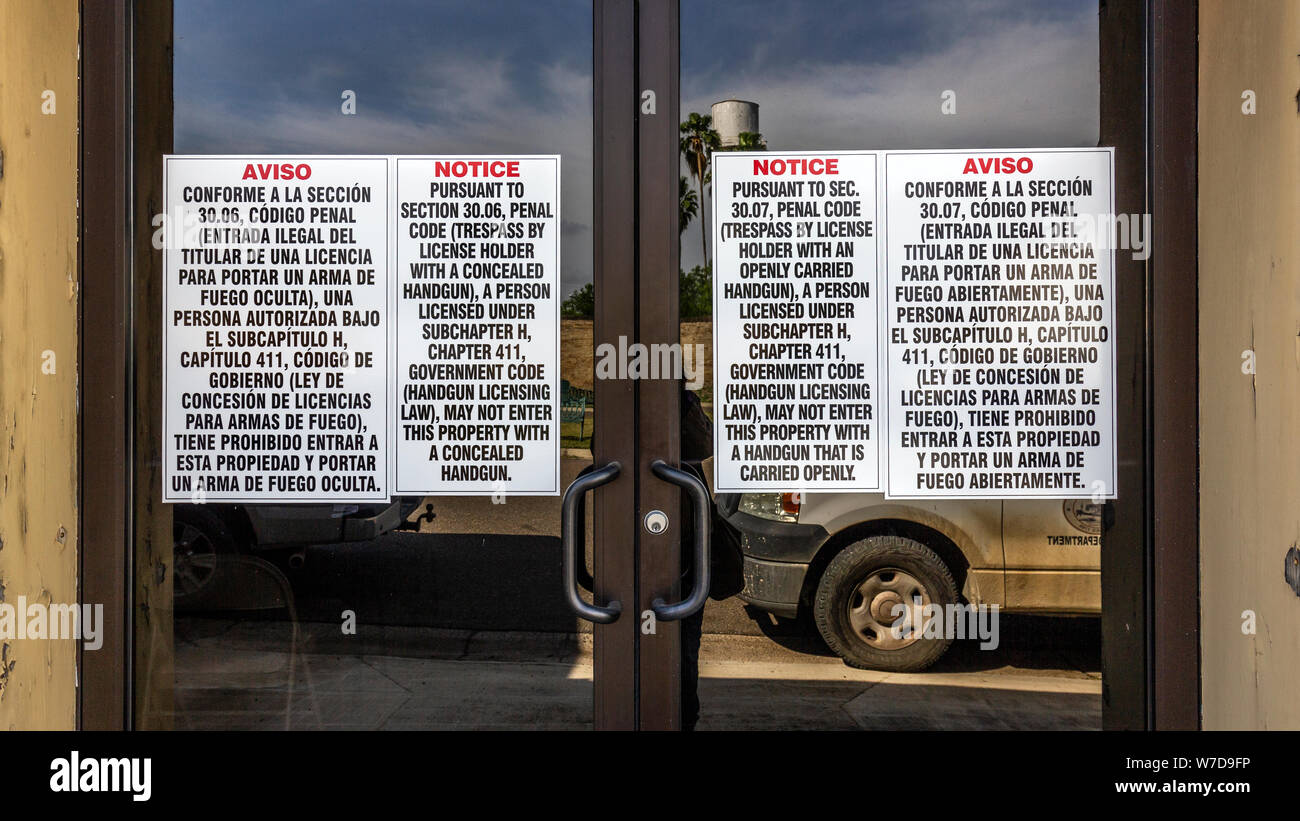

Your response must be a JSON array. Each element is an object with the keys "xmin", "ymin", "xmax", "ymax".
[{"xmin": 715, "ymin": 491, "xmax": 1102, "ymax": 672}]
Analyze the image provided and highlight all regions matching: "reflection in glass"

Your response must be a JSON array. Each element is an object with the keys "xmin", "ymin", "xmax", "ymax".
[
  {"xmin": 164, "ymin": 0, "xmax": 595, "ymax": 730},
  {"xmin": 680, "ymin": 0, "xmax": 1104, "ymax": 730}
]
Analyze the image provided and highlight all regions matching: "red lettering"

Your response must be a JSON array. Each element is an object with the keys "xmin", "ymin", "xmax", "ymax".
[
  {"xmin": 752, "ymin": 157, "xmax": 839, "ymax": 176},
  {"xmin": 962, "ymin": 156, "xmax": 1034, "ymax": 174},
  {"xmin": 433, "ymin": 159, "xmax": 522, "ymax": 178},
  {"xmin": 240, "ymin": 162, "xmax": 309, "ymax": 180}
]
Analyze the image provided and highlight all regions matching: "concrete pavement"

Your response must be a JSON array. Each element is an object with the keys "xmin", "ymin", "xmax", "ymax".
[{"xmin": 170, "ymin": 619, "xmax": 1099, "ymax": 730}]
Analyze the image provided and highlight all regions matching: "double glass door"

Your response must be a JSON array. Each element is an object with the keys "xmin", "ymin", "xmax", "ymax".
[{"xmin": 145, "ymin": 0, "xmax": 1111, "ymax": 731}]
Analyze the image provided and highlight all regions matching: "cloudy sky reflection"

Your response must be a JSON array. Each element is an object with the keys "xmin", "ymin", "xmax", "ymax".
[{"xmin": 175, "ymin": 0, "xmax": 1098, "ymax": 291}]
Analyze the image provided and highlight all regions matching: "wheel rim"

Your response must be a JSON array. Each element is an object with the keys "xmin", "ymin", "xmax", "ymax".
[
  {"xmin": 846, "ymin": 568, "xmax": 932, "ymax": 650},
  {"xmin": 173, "ymin": 522, "xmax": 218, "ymax": 599}
]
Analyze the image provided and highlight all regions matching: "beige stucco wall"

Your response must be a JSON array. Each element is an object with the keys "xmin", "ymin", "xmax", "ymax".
[
  {"xmin": 1199, "ymin": 0, "xmax": 1300, "ymax": 729},
  {"xmin": 0, "ymin": 0, "xmax": 80, "ymax": 729}
]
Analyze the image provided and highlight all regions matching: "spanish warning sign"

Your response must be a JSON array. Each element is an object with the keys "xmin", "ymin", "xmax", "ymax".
[
  {"xmin": 711, "ymin": 152, "xmax": 882, "ymax": 493},
  {"xmin": 884, "ymin": 149, "xmax": 1116, "ymax": 498},
  {"xmin": 162, "ymin": 156, "xmax": 391, "ymax": 503},
  {"xmin": 393, "ymin": 156, "xmax": 560, "ymax": 496}
]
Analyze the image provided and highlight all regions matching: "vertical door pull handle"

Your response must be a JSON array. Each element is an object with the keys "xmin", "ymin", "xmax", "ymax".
[
  {"xmin": 648, "ymin": 459, "xmax": 710, "ymax": 621},
  {"xmin": 561, "ymin": 461, "xmax": 623, "ymax": 623}
]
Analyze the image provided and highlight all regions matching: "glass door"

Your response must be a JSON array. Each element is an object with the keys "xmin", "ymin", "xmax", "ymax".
[
  {"xmin": 644, "ymin": 0, "xmax": 1115, "ymax": 730},
  {"xmin": 138, "ymin": 0, "xmax": 1133, "ymax": 732},
  {"xmin": 142, "ymin": 0, "xmax": 644, "ymax": 730}
]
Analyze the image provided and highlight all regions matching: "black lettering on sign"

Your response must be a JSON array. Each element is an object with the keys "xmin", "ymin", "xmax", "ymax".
[{"xmin": 712, "ymin": 152, "xmax": 882, "ymax": 493}]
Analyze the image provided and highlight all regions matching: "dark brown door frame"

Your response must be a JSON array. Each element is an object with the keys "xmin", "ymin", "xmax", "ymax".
[
  {"xmin": 79, "ymin": 0, "xmax": 133, "ymax": 731},
  {"xmin": 1147, "ymin": 0, "xmax": 1199, "ymax": 730},
  {"xmin": 1100, "ymin": 0, "xmax": 1200, "ymax": 730},
  {"xmin": 592, "ymin": 0, "xmax": 641, "ymax": 730},
  {"xmin": 77, "ymin": 0, "xmax": 1199, "ymax": 732},
  {"xmin": 80, "ymin": 0, "xmax": 175, "ymax": 732},
  {"xmin": 1099, "ymin": 0, "xmax": 1149, "ymax": 731},
  {"xmin": 79, "ymin": 0, "xmax": 655, "ymax": 732},
  {"xmin": 619, "ymin": 0, "xmax": 1203, "ymax": 732},
  {"xmin": 593, "ymin": 0, "xmax": 686, "ymax": 731},
  {"xmin": 635, "ymin": 0, "xmax": 683, "ymax": 731}
]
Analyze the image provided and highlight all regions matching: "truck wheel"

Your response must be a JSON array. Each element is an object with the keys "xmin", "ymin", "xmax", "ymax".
[
  {"xmin": 173, "ymin": 506, "xmax": 237, "ymax": 608},
  {"xmin": 813, "ymin": 535, "xmax": 958, "ymax": 672}
]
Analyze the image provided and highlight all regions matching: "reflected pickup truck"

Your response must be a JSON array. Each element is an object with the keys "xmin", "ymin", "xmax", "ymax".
[
  {"xmin": 716, "ymin": 491, "xmax": 1102, "ymax": 672},
  {"xmin": 173, "ymin": 498, "xmax": 424, "ymax": 607}
]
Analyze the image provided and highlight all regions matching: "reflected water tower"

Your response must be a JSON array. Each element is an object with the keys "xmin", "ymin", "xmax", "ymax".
[{"xmin": 710, "ymin": 99, "xmax": 764, "ymax": 148}]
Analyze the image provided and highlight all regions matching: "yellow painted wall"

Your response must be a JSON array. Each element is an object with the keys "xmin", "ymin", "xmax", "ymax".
[
  {"xmin": 0, "ymin": 0, "xmax": 80, "ymax": 729},
  {"xmin": 1199, "ymin": 0, "xmax": 1300, "ymax": 729}
]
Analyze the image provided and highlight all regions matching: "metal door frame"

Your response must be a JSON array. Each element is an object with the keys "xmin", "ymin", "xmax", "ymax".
[
  {"xmin": 592, "ymin": 0, "xmax": 641, "ymax": 729},
  {"xmin": 80, "ymin": 0, "xmax": 134, "ymax": 730},
  {"xmin": 623, "ymin": 0, "xmax": 1201, "ymax": 731},
  {"xmin": 592, "ymin": 0, "xmax": 687, "ymax": 731},
  {"xmin": 633, "ymin": 0, "xmax": 684, "ymax": 731},
  {"xmin": 78, "ymin": 0, "xmax": 1199, "ymax": 731}
]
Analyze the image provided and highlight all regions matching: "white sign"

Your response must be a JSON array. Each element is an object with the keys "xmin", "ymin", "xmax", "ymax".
[
  {"xmin": 884, "ymin": 149, "xmax": 1116, "ymax": 498},
  {"xmin": 712, "ymin": 151, "xmax": 883, "ymax": 493},
  {"xmin": 163, "ymin": 156, "xmax": 391, "ymax": 503},
  {"xmin": 393, "ymin": 156, "xmax": 561, "ymax": 495}
]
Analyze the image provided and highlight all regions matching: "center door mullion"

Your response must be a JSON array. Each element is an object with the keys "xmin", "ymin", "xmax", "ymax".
[
  {"xmin": 593, "ymin": 0, "xmax": 640, "ymax": 731},
  {"xmin": 635, "ymin": 0, "xmax": 683, "ymax": 732}
]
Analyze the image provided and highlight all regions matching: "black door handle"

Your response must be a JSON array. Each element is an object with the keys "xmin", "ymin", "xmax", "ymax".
[
  {"xmin": 648, "ymin": 459, "xmax": 710, "ymax": 621},
  {"xmin": 561, "ymin": 461, "xmax": 623, "ymax": 623}
]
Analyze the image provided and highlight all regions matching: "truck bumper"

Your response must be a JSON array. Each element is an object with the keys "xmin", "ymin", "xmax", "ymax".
[
  {"xmin": 739, "ymin": 556, "xmax": 809, "ymax": 618},
  {"xmin": 720, "ymin": 503, "xmax": 829, "ymax": 617},
  {"xmin": 342, "ymin": 501, "xmax": 405, "ymax": 541},
  {"xmin": 722, "ymin": 508, "xmax": 829, "ymax": 561},
  {"xmin": 245, "ymin": 499, "xmax": 408, "ymax": 547}
]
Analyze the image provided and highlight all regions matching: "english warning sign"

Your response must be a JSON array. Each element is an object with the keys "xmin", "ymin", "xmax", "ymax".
[
  {"xmin": 393, "ymin": 156, "xmax": 560, "ymax": 495},
  {"xmin": 883, "ymin": 149, "xmax": 1116, "ymax": 498},
  {"xmin": 711, "ymin": 151, "xmax": 883, "ymax": 493}
]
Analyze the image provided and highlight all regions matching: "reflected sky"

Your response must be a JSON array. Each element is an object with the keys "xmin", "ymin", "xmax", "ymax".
[
  {"xmin": 176, "ymin": 0, "xmax": 1099, "ymax": 290},
  {"xmin": 680, "ymin": 0, "xmax": 1099, "ymax": 270},
  {"xmin": 174, "ymin": 0, "xmax": 595, "ymax": 295}
]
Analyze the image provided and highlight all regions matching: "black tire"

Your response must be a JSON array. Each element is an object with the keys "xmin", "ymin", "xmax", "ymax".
[
  {"xmin": 813, "ymin": 535, "xmax": 958, "ymax": 672},
  {"xmin": 172, "ymin": 505, "xmax": 238, "ymax": 609}
]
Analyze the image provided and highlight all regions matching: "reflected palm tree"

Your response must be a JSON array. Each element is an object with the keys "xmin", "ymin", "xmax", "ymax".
[
  {"xmin": 679, "ymin": 175, "xmax": 698, "ymax": 236},
  {"xmin": 679, "ymin": 112, "xmax": 720, "ymax": 260},
  {"xmin": 735, "ymin": 130, "xmax": 766, "ymax": 151}
]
